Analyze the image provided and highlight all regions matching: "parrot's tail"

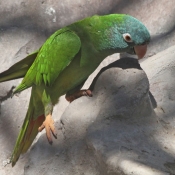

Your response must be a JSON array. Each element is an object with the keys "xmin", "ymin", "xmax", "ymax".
[
  {"xmin": 0, "ymin": 51, "xmax": 38, "ymax": 82},
  {"xmin": 10, "ymin": 92, "xmax": 45, "ymax": 167}
]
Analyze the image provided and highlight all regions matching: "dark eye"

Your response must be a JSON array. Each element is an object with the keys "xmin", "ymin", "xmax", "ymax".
[{"xmin": 123, "ymin": 33, "xmax": 132, "ymax": 42}]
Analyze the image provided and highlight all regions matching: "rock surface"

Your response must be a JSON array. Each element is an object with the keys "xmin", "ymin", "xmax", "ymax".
[
  {"xmin": 25, "ymin": 47, "xmax": 175, "ymax": 175},
  {"xmin": 0, "ymin": 1, "xmax": 175, "ymax": 175}
]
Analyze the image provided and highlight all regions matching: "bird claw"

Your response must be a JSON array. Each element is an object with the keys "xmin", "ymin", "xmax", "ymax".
[
  {"xmin": 38, "ymin": 114, "xmax": 57, "ymax": 144},
  {"xmin": 66, "ymin": 89, "xmax": 93, "ymax": 102}
]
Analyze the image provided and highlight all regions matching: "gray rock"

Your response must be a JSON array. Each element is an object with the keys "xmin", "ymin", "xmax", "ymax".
[
  {"xmin": 61, "ymin": 57, "xmax": 169, "ymax": 175},
  {"xmin": 141, "ymin": 45, "xmax": 175, "ymax": 128},
  {"xmin": 141, "ymin": 45, "xmax": 175, "ymax": 175},
  {"xmin": 24, "ymin": 57, "xmax": 153, "ymax": 174},
  {"xmin": 27, "ymin": 47, "xmax": 175, "ymax": 175}
]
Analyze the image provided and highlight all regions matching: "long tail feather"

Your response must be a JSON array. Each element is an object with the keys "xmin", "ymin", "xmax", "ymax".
[
  {"xmin": 0, "ymin": 51, "xmax": 38, "ymax": 82},
  {"xmin": 11, "ymin": 114, "xmax": 45, "ymax": 166},
  {"xmin": 10, "ymin": 94, "xmax": 45, "ymax": 166}
]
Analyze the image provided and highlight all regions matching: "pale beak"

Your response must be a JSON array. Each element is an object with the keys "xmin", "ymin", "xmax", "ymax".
[{"xmin": 134, "ymin": 44, "xmax": 147, "ymax": 59}]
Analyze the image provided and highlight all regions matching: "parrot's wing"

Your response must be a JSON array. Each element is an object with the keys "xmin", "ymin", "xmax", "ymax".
[
  {"xmin": 14, "ymin": 29, "xmax": 81, "ymax": 93},
  {"xmin": 36, "ymin": 29, "xmax": 81, "ymax": 86}
]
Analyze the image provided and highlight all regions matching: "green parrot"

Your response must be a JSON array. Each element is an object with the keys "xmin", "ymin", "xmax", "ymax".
[{"xmin": 0, "ymin": 14, "xmax": 150, "ymax": 166}]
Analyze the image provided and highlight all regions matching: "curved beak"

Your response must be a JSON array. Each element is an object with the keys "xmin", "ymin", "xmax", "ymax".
[{"xmin": 134, "ymin": 44, "xmax": 147, "ymax": 59}]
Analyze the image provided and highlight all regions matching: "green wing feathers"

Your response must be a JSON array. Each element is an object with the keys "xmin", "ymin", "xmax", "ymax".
[
  {"xmin": 14, "ymin": 29, "xmax": 81, "ymax": 94},
  {"xmin": 0, "ymin": 51, "xmax": 38, "ymax": 82},
  {"xmin": 34, "ymin": 30, "xmax": 81, "ymax": 86}
]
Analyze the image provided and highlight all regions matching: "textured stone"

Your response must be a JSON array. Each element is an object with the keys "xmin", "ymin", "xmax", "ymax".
[{"xmin": 27, "ymin": 48, "xmax": 175, "ymax": 175}]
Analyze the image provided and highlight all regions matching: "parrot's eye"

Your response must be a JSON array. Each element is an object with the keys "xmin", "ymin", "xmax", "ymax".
[{"xmin": 123, "ymin": 33, "xmax": 132, "ymax": 43}]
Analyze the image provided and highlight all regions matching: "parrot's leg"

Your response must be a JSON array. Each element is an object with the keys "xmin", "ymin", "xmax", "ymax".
[
  {"xmin": 66, "ymin": 89, "xmax": 92, "ymax": 102},
  {"xmin": 38, "ymin": 113, "xmax": 57, "ymax": 144},
  {"xmin": 65, "ymin": 80, "xmax": 92, "ymax": 102},
  {"xmin": 38, "ymin": 90, "xmax": 57, "ymax": 144}
]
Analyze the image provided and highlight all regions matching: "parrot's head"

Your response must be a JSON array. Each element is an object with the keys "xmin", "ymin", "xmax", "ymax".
[
  {"xmin": 117, "ymin": 14, "xmax": 150, "ymax": 59},
  {"xmin": 108, "ymin": 14, "xmax": 151, "ymax": 59}
]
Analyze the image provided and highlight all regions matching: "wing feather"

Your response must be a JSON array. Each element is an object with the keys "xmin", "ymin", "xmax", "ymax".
[{"xmin": 14, "ymin": 28, "xmax": 81, "ymax": 93}]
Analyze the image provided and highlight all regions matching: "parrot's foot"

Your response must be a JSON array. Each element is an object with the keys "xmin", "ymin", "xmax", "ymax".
[
  {"xmin": 65, "ymin": 89, "xmax": 92, "ymax": 102},
  {"xmin": 38, "ymin": 114, "xmax": 57, "ymax": 144}
]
